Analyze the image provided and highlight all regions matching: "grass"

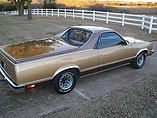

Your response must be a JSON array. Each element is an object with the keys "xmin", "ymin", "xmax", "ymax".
[{"xmin": 56, "ymin": 0, "xmax": 157, "ymax": 8}]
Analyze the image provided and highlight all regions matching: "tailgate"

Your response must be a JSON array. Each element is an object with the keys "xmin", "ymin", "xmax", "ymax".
[{"xmin": 0, "ymin": 50, "xmax": 17, "ymax": 84}]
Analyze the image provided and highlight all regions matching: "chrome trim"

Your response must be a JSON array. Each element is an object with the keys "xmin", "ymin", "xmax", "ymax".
[
  {"xmin": 52, "ymin": 65, "xmax": 80, "ymax": 79},
  {"xmin": 80, "ymin": 63, "xmax": 130, "ymax": 78},
  {"xmin": 0, "ymin": 65, "xmax": 25, "ymax": 92},
  {"xmin": 81, "ymin": 56, "xmax": 134, "ymax": 72},
  {"xmin": 152, "ymin": 50, "xmax": 154, "ymax": 53},
  {"xmin": 136, "ymin": 48, "xmax": 148, "ymax": 57},
  {"xmin": 0, "ymin": 60, "xmax": 6, "ymax": 70},
  {"xmin": 148, "ymin": 50, "xmax": 154, "ymax": 56}
]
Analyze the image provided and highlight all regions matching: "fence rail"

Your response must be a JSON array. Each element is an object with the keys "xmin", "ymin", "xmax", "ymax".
[{"xmin": 1, "ymin": 9, "xmax": 157, "ymax": 33}]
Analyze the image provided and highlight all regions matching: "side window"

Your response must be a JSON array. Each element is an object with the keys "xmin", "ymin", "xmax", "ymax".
[{"xmin": 99, "ymin": 32, "xmax": 125, "ymax": 49}]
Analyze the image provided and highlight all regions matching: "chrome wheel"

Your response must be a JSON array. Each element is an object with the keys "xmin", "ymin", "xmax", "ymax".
[
  {"xmin": 59, "ymin": 72, "xmax": 74, "ymax": 90},
  {"xmin": 137, "ymin": 53, "xmax": 145, "ymax": 67},
  {"xmin": 131, "ymin": 52, "xmax": 146, "ymax": 69},
  {"xmin": 53, "ymin": 70, "xmax": 78, "ymax": 94}
]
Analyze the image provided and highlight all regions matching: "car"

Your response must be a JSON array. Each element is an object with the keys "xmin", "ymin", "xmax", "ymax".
[{"xmin": 0, "ymin": 26, "xmax": 154, "ymax": 94}]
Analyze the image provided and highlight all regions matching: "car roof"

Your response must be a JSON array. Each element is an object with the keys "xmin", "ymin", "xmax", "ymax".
[{"xmin": 70, "ymin": 26, "xmax": 115, "ymax": 33}]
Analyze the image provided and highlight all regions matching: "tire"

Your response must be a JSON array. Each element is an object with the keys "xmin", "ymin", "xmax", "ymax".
[
  {"xmin": 53, "ymin": 69, "xmax": 77, "ymax": 94},
  {"xmin": 131, "ymin": 52, "xmax": 146, "ymax": 69}
]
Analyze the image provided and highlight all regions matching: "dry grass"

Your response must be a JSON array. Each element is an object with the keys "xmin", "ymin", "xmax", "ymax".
[
  {"xmin": 0, "ymin": 15, "xmax": 156, "ymax": 46},
  {"xmin": 2, "ymin": 0, "xmax": 156, "ymax": 7},
  {"xmin": 56, "ymin": 0, "xmax": 157, "ymax": 8}
]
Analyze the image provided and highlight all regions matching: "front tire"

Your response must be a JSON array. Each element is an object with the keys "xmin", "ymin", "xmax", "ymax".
[
  {"xmin": 53, "ymin": 70, "xmax": 77, "ymax": 94},
  {"xmin": 131, "ymin": 52, "xmax": 146, "ymax": 69}
]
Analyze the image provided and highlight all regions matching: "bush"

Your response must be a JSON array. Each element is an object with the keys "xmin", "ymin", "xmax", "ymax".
[
  {"xmin": 0, "ymin": 4, "xmax": 4, "ymax": 11},
  {"xmin": 42, "ymin": 2, "xmax": 57, "ymax": 9},
  {"xmin": 88, "ymin": 4, "xmax": 105, "ymax": 11},
  {"xmin": 3, "ymin": 3, "xmax": 16, "ymax": 11}
]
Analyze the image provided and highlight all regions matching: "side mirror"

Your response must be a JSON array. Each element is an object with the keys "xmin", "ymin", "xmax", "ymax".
[
  {"xmin": 125, "ymin": 40, "xmax": 129, "ymax": 44},
  {"xmin": 120, "ymin": 41, "xmax": 127, "ymax": 45}
]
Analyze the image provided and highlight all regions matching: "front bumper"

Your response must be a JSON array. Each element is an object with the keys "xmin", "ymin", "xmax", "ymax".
[
  {"xmin": 148, "ymin": 50, "xmax": 154, "ymax": 56},
  {"xmin": 0, "ymin": 66, "xmax": 25, "ymax": 93}
]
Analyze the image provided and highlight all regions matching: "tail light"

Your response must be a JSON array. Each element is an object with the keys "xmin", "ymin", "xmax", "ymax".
[{"xmin": 27, "ymin": 84, "xmax": 36, "ymax": 89}]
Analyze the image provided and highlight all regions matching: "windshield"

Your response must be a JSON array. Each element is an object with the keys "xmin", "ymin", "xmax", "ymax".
[{"xmin": 61, "ymin": 28, "xmax": 92, "ymax": 47}]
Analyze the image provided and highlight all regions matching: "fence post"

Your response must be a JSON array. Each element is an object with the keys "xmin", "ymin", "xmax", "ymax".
[
  {"xmin": 106, "ymin": 11, "xmax": 109, "ymax": 24},
  {"xmin": 46, "ymin": 9, "xmax": 48, "ymax": 16},
  {"xmin": 42, "ymin": 9, "xmax": 43, "ymax": 16},
  {"xmin": 37, "ymin": 9, "xmax": 39, "ymax": 15},
  {"xmin": 141, "ymin": 15, "xmax": 145, "ymax": 29},
  {"xmin": 149, "ymin": 16, "xmax": 153, "ymax": 33},
  {"xmin": 31, "ymin": 9, "xmax": 33, "ymax": 15},
  {"xmin": 93, "ymin": 10, "xmax": 95, "ymax": 21},
  {"xmin": 58, "ymin": 9, "xmax": 59, "ymax": 17},
  {"xmin": 33, "ymin": 9, "xmax": 35, "ymax": 15},
  {"xmin": 122, "ymin": 13, "xmax": 125, "ymax": 26},
  {"xmin": 52, "ymin": 9, "xmax": 53, "ymax": 16},
  {"xmin": 73, "ymin": 9, "xmax": 75, "ymax": 18},
  {"xmin": 64, "ymin": 9, "xmax": 66, "ymax": 18},
  {"xmin": 16, "ymin": 10, "xmax": 18, "ymax": 15},
  {"xmin": 24, "ymin": 9, "xmax": 26, "ymax": 15},
  {"xmin": 25, "ymin": 9, "xmax": 27, "ymax": 15},
  {"xmin": 82, "ymin": 10, "xmax": 84, "ymax": 19}
]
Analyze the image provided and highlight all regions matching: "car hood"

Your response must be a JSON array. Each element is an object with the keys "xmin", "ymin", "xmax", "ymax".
[
  {"xmin": 123, "ymin": 37, "xmax": 145, "ymax": 44},
  {"xmin": 1, "ymin": 38, "xmax": 78, "ymax": 61}
]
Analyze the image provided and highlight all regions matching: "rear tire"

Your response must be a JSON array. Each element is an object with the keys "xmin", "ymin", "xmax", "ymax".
[
  {"xmin": 131, "ymin": 52, "xmax": 146, "ymax": 69},
  {"xmin": 53, "ymin": 69, "xmax": 77, "ymax": 94}
]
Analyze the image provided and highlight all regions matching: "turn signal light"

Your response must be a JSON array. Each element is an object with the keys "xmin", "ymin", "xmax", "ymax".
[{"xmin": 27, "ymin": 84, "xmax": 36, "ymax": 89}]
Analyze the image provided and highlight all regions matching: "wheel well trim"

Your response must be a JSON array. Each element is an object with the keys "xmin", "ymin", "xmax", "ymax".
[
  {"xmin": 136, "ymin": 48, "xmax": 148, "ymax": 57},
  {"xmin": 52, "ymin": 65, "xmax": 80, "ymax": 79}
]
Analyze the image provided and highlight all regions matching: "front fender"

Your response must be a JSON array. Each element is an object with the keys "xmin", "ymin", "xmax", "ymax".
[{"xmin": 135, "ymin": 48, "xmax": 148, "ymax": 57}]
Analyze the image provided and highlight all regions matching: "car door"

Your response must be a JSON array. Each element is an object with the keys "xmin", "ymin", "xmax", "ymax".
[{"xmin": 97, "ymin": 32, "xmax": 133, "ymax": 67}]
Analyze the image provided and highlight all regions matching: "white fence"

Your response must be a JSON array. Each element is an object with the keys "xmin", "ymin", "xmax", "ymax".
[{"xmin": 1, "ymin": 9, "xmax": 157, "ymax": 33}]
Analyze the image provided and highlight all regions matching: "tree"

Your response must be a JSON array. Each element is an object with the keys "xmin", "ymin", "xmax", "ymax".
[
  {"xmin": 8, "ymin": 0, "xmax": 26, "ymax": 16},
  {"xmin": 27, "ymin": 0, "xmax": 32, "ymax": 20},
  {"xmin": 8, "ymin": 0, "xmax": 32, "ymax": 20}
]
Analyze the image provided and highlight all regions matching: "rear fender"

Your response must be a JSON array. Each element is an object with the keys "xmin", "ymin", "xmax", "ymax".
[{"xmin": 52, "ymin": 65, "xmax": 80, "ymax": 79}]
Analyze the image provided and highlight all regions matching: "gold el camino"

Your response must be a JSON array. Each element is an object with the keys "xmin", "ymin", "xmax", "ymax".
[{"xmin": 0, "ymin": 26, "xmax": 154, "ymax": 93}]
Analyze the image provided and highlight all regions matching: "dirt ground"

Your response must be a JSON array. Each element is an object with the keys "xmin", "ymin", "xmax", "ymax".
[
  {"xmin": 43, "ymin": 74, "xmax": 157, "ymax": 118},
  {"xmin": 0, "ymin": 15, "xmax": 157, "ymax": 118},
  {"xmin": 0, "ymin": 15, "xmax": 156, "ymax": 46}
]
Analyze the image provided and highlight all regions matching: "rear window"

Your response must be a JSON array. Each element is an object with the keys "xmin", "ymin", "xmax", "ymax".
[{"xmin": 62, "ymin": 28, "xmax": 92, "ymax": 46}]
